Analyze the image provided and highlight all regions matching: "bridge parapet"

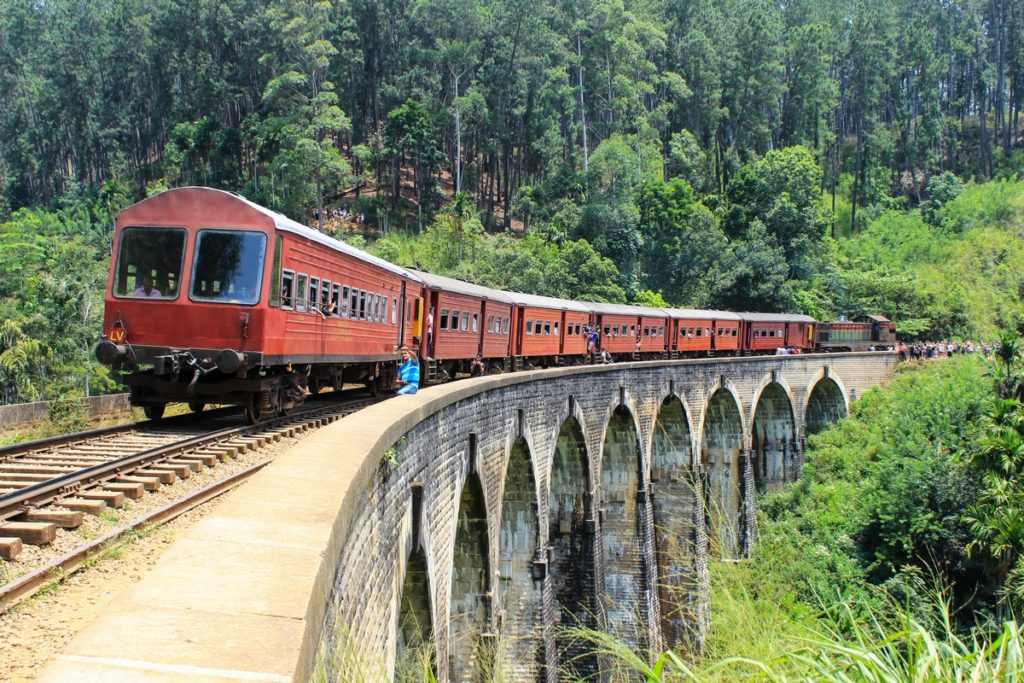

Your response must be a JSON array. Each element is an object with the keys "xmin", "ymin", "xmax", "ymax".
[{"xmin": 39, "ymin": 353, "xmax": 896, "ymax": 683}]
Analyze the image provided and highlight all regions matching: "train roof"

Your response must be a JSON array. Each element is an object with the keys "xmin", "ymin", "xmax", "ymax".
[
  {"xmin": 736, "ymin": 311, "xmax": 817, "ymax": 323},
  {"xmin": 131, "ymin": 187, "xmax": 419, "ymax": 281},
  {"xmin": 584, "ymin": 301, "xmax": 669, "ymax": 318},
  {"xmin": 663, "ymin": 308, "xmax": 742, "ymax": 321},
  {"xmin": 232, "ymin": 192, "xmax": 418, "ymax": 280},
  {"xmin": 503, "ymin": 290, "xmax": 591, "ymax": 312},
  {"xmin": 409, "ymin": 269, "xmax": 513, "ymax": 303}
]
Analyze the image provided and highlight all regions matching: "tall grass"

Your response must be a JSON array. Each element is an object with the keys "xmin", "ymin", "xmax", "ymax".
[{"xmin": 565, "ymin": 572, "xmax": 1024, "ymax": 682}]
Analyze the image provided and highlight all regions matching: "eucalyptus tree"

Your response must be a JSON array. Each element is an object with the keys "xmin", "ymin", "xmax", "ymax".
[{"xmin": 258, "ymin": 0, "xmax": 352, "ymax": 224}]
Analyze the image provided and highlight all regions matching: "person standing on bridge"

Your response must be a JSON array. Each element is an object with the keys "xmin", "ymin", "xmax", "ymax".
[{"xmin": 395, "ymin": 346, "xmax": 420, "ymax": 395}]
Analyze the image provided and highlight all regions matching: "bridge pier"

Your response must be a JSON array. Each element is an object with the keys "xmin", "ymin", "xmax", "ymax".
[{"xmin": 38, "ymin": 353, "xmax": 896, "ymax": 683}]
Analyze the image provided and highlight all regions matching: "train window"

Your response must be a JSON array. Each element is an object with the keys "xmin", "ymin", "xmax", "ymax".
[
  {"xmin": 659, "ymin": 326, "xmax": 665, "ymax": 337},
  {"xmin": 487, "ymin": 315, "xmax": 494, "ymax": 333},
  {"xmin": 270, "ymin": 236, "xmax": 283, "ymax": 307},
  {"xmin": 554, "ymin": 322, "xmax": 560, "ymax": 336},
  {"xmin": 331, "ymin": 284, "xmax": 341, "ymax": 316},
  {"xmin": 321, "ymin": 280, "xmax": 331, "ymax": 313},
  {"xmin": 296, "ymin": 274, "xmax": 308, "ymax": 312},
  {"xmin": 350, "ymin": 288, "xmax": 358, "ymax": 318},
  {"xmin": 376, "ymin": 294, "xmax": 383, "ymax": 322},
  {"xmin": 461, "ymin": 313, "xmax": 469, "ymax": 332},
  {"xmin": 440, "ymin": 309, "xmax": 449, "ymax": 330},
  {"xmin": 392, "ymin": 298, "xmax": 397, "ymax": 325},
  {"xmin": 450, "ymin": 309, "xmax": 460, "ymax": 331},
  {"xmin": 308, "ymin": 277, "xmax": 320, "ymax": 313},
  {"xmin": 358, "ymin": 290, "xmax": 367, "ymax": 319},
  {"xmin": 341, "ymin": 286, "xmax": 350, "ymax": 317},
  {"xmin": 472, "ymin": 314, "xmax": 479, "ymax": 332},
  {"xmin": 543, "ymin": 321, "xmax": 551, "ymax": 335},
  {"xmin": 643, "ymin": 326, "xmax": 650, "ymax": 336},
  {"xmin": 695, "ymin": 328, "xmax": 702, "ymax": 336},
  {"xmin": 503, "ymin": 318, "xmax": 510, "ymax": 334},
  {"xmin": 190, "ymin": 229, "xmax": 268, "ymax": 305},
  {"xmin": 114, "ymin": 227, "xmax": 187, "ymax": 300},
  {"xmin": 603, "ymin": 324, "xmax": 611, "ymax": 335},
  {"xmin": 281, "ymin": 270, "xmax": 295, "ymax": 309},
  {"xmin": 526, "ymin": 320, "xmax": 534, "ymax": 335}
]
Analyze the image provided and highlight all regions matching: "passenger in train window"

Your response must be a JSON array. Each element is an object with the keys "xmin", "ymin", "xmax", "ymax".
[{"xmin": 134, "ymin": 275, "xmax": 162, "ymax": 298}]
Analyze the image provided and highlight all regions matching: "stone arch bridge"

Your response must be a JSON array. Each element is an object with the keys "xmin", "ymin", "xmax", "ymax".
[{"xmin": 40, "ymin": 353, "xmax": 897, "ymax": 683}]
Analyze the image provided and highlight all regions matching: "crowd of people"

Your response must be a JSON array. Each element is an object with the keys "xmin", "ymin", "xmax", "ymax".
[
  {"xmin": 314, "ymin": 205, "xmax": 366, "ymax": 227},
  {"xmin": 898, "ymin": 339, "xmax": 998, "ymax": 361}
]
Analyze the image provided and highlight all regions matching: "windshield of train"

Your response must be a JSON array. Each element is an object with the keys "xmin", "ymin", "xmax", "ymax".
[
  {"xmin": 113, "ymin": 227, "xmax": 187, "ymax": 299},
  {"xmin": 190, "ymin": 229, "xmax": 266, "ymax": 305}
]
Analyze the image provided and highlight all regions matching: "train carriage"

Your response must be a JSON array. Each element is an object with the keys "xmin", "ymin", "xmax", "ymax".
[
  {"xmin": 738, "ymin": 312, "xmax": 816, "ymax": 354},
  {"xmin": 412, "ymin": 270, "xmax": 513, "ymax": 375},
  {"xmin": 586, "ymin": 302, "xmax": 669, "ymax": 358},
  {"xmin": 506, "ymin": 292, "xmax": 591, "ymax": 364},
  {"xmin": 666, "ymin": 309, "xmax": 742, "ymax": 355},
  {"xmin": 95, "ymin": 187, "xmax": 418, "ymax": 422}
]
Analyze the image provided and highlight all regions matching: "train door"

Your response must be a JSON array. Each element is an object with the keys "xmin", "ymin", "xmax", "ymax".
[
  {"xmin": 477, "ymin": 300, "xmax": 487, "ymax": 356},
  {"xmin": 396, "ymin": 281, "xmax": 407, "ymax": 349},
  {"xmin": 515, "ymin": 307, "xmax": 526, "ymax": 356},
  {"xmin": 427, "ymin": 290, "xmax": 440, "ymax": 357}
]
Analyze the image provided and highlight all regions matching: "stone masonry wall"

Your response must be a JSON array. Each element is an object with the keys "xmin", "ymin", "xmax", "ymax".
[{"xmin": 316, "ymin": 353, "xmax": 897, "ymax": 682}]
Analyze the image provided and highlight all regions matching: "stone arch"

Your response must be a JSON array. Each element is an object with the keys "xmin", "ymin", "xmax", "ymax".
[
  {"xmin": 597, "ymin": 386, "xmax": 645, "ymax": 471},
  {"xmin": 497, "ymin": 436, "xmax": 543, "ymax": 679},
  {"xmin": 394, "ymin": 544, "xmax": 436, "ymax": 681},
  {"xmin": 750, "ymin": 381, "xmax": 797, "ymax": 490},
  {"xmin": 600, "ymin": 404, "xmax": 648, "ymax": 652},
  {"xmin": 448, "ymin": 472, "xmax": 490, "ymax": 680},
  {"xmin": 701, "ymin": 388, "xmax": 744, "ymax": 559},
  {"xmin": 805, "ymin": 374, "xmax": 849, "ymax": 435},
  {"xmin": 650, "ymin": 395, "xmax": 701, "ymax": 648},
  {"xmin": 548, "ymin": 414, "xmax": 596, "ymax": 678}
]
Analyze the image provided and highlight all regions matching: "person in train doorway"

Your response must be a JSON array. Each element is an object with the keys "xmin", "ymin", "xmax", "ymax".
[
  {"xmin": 134, "ymin": 275, "xmax": 161, "ymax": 297},
  {"xmin": 469, "ymin": 354, "xmax": 485, "ymax": 378},
  {"xmin": 587, "ymin": 327, "xmax": 600, "ymax": 362},
  {"xmin": 426, "ymin": 307, "xmax": 435, "ymax": 357},
  {"xmin": 395, "ymin": 346, "xmax": 420, "ymax": 395}
]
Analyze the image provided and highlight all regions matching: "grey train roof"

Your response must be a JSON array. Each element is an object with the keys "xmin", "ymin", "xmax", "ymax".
[
  {"xmin": 736, "ymin": 312, "xmax": 816, "ymax": 323},
  {"xmin": 503, "ymin": 290, "xmax": 591, "ymax": 313},
  {"xmin": 663, "ymin": 308, "xmax": 743, "ymax": 321},
  {"xmin": 583, "ymin": 301, "xmax": 670, "ymax": 318},
  {"xmin": 409, "ymin": 269, "xmax": 513, "ymax": 303}
]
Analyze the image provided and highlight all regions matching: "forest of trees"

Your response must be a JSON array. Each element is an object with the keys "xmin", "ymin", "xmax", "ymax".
[{"xmin": 3, "ymin": 0, "xmax": 1024, "ymax": 403}]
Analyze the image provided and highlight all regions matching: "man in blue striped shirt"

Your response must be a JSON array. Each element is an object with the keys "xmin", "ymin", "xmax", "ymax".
[{"xmin": 396, "ymin": 347, "xmax": 420, "ymax": 395}]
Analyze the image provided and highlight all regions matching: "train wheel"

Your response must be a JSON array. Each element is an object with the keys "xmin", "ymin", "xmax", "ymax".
[
  {"xmin": 277, "ymin": 388, "xmax": 290, "ymax": 416},
  {"xmin": 243, "ymin": 395, "xmax": 260, "ymax": 425},
  {"xmin": 188, "ymin": 401, "xmax": 205, "ymax": 413},
  {"xmin": 143, "ymin": 402, "xmax": 165, "ymax": 421}
]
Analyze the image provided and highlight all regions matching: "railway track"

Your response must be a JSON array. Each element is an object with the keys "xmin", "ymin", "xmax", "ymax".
[{"xmin": 0, "ymin": 392, "xmax": 380, "ymax": 611}]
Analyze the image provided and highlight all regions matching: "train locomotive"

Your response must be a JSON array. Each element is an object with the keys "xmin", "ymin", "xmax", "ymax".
[{"xmin": 94, "ymin": 188, "xmax": 890, "ymax": 423}]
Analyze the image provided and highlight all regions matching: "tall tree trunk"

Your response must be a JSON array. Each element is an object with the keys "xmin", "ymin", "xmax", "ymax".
[{"xmin": 576, "ymin": 32, "xmax": 589, "ymax": 174}]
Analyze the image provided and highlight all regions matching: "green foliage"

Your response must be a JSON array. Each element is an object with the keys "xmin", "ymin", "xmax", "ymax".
[
  {"xmin": 760, "ymin": 358, "xmax": 992, "ymax": 610},
  {"xmin": 832, "ymin": 181, "xmax": 1024, "ymax": 338}
]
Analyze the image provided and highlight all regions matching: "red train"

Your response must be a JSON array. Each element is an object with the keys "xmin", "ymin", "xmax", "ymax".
[{"xmin": 93, "ymin": 188, "xmax": 883, "ymax": 422}]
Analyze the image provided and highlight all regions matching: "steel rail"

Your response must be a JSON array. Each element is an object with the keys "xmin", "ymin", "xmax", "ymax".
[
  {"xmin": 0, "ymin": 405, "xmax": 239, "ymax": 461},
  {"xmin": 0, "ymin": 397, "xmax": 378, "ymax": 522},
  {"xmin": 0, "ymin": 460, "xmax": 270, "ymax": 612}
]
